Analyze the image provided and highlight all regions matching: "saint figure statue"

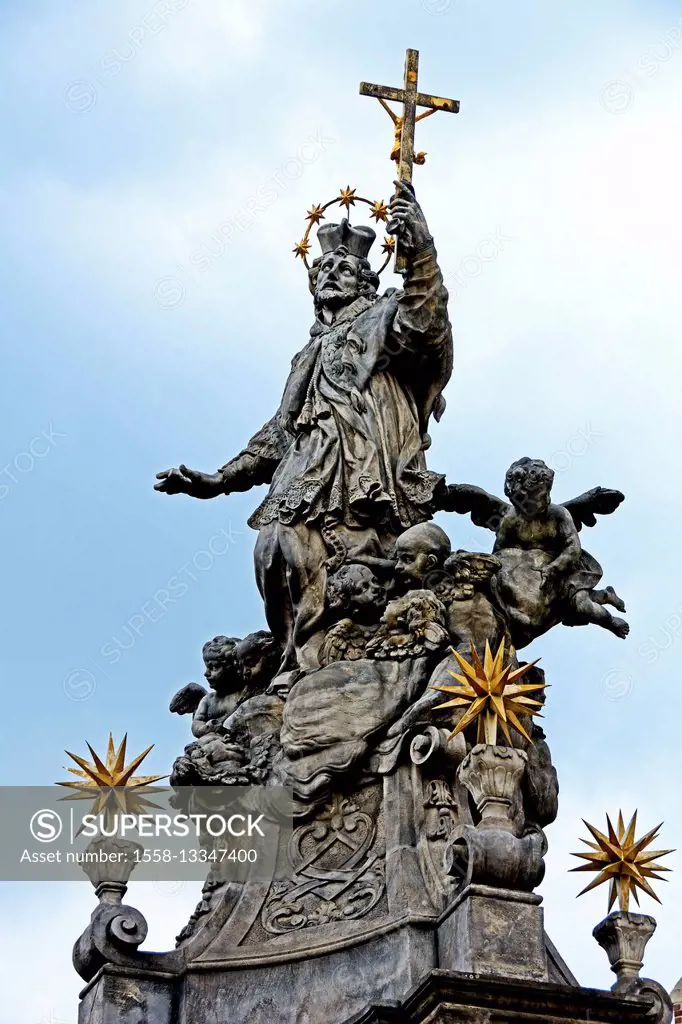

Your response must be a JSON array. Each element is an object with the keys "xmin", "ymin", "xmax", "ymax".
[{"xmin": 156, "ymin": 182, "xmax": 453, "ymax": 670}]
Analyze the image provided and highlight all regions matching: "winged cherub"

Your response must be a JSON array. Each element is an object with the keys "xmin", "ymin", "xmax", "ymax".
[{"xmin": 439, "ymin": 457, "xmax": 628, "ymax": 648}]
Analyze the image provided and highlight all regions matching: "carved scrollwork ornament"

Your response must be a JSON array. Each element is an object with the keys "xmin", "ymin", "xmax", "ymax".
[{"xmin": 72, "ymin": 901, "xmax": 149, "ymax": 982}]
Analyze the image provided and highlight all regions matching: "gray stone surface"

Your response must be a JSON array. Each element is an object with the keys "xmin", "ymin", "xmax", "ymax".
[
  {"xmin": 438, "ymin": 885, "xmax": 548, "ymax": 982},
  {"xmin": 346, "ymin": 970, "xmax": 669, "ymax": 1023}
]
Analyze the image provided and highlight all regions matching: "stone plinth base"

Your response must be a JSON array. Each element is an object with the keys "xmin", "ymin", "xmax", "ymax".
[
  {"xmin": 438, "ymin": 884, "xmax": 547, "ymax": 982},
  {"xmin": 348, "ymin": 969, "xmax": 666, "ymax": 1024},
  {"xmin": 72, "ymin": 773, "xmax": 669, "ymax": 1024}
]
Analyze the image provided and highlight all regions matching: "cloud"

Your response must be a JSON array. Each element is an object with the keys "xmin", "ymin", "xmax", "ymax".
[{"xmin": 4, "ymin": 0, "xmax": 269, "ymax": 101}]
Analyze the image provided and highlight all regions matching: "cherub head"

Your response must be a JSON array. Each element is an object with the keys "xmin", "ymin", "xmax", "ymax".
[
  {"xmin": 364, "ymin": 589, "xmax": 449, "ymax": 659},
  {"xmin": 326, "ymin": 563, "xmax": 386, "ymax": 624},
  {"xmin": 234, "ymin": 630, "xmax": 281, "ymax": 690},
  {"xmin": 393, "ymin": 523, "xmax": 452, "ymax": 589},
  {"xmin": 504, "ymin": 458, "xmax": 554, "ymax": 519},
  {"xmin": 381, "ymin": 589, "xmax": 447, "ymax": 634},
  {"xmin": 202, "ymin": 635, "xmax": 240, "ymax": 693}
]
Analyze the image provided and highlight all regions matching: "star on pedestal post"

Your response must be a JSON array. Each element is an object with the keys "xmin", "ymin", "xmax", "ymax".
[{"xmin": 571, "ymin": 812, "xmax": 674, "ymax": 913}]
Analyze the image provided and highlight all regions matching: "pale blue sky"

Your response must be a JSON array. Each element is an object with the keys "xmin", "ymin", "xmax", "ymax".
[{"xmin": 1, "ymin": 0, "xmax": 682, "ymax": 1019}]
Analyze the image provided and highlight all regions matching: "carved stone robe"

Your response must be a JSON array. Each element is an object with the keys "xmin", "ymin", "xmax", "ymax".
[{"xmin": 224, "ymin": 245, "xmax": 453, "ymax": 538}]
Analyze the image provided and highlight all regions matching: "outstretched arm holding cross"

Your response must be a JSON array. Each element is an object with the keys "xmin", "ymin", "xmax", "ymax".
[{"xmin": 387, "ymin": 179, "xmax": 449, "ymax": 346}]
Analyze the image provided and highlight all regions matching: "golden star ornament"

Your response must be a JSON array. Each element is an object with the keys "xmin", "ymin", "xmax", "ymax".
[
  {"xmin": 431, "ymin": 639, "xmax": 544, "ymax": 746},
  {"xmin": 571, "ymin": 811, "xmax": 674, "ymax": 913}
]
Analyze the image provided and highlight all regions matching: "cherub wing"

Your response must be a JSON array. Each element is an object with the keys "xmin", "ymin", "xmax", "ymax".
[
  {"xmin": 320, "ymin": 621, "xmax": 356, "ymax": 665},
  {"xmin": 437, "ymin": 483, "xmax": 510, "ymax": 530},
  {"xmin": 169, "ymin": 682, "xmax": 207, "ymax": 715},
  {"xmin": 561, "ymin": 487, "xmax": 624, "ymax": 532},
  {"xmin": 421, "ymin": 621, "xmax": 450, "ymax": 651}
]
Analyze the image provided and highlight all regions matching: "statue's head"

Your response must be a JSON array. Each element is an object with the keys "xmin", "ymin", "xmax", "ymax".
[
  {"xmin": 201, "ymin": 635, "xmax": 240, "ymax": 692},
  {"xmin": 234, "ymin": 630, "xmax": 281, "ymax": 689},
  {"xmin": 327, "ymin": 563, "xmax": 385, "ymax": 622},
  {"xmin": 309, "ymin": 220, "xmax": 379, "ymax": 311},
  {"xmin": 393, "ymin": 523, "xmax": 452, "ymax": 587},
  {"xmin": 504, "ymin": 458, "xmax": 554, "ymax": 518}
]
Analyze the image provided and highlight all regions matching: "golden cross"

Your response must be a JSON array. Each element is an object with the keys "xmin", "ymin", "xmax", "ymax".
[
  {"xmin": 360, "ymin": 49, "xmax": 459, "ymax": 268},
  {"xmin": 360, "ymin": 48, "xmax": 459, "ymax": 185}
]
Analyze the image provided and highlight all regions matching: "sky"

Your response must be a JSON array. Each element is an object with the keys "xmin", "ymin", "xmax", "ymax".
[{"xmin": 1, "ymin": 0, "xmax": 682, "ymax": 1019}]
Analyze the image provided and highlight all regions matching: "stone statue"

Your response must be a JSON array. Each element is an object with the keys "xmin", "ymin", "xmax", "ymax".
[
  {"xmin": 439, "ymin": 457, "xmax": 628, "ymax": 648},
  {"xmin": 169, "ymin": 630, "xmax": 281, "ymax": 785},
  {"xmin": 155, "ymin": 181, "xmax": 453, "ymax": 672},
  {"xmin": 392, "ymin": 521, "xmax": 452, "ymax": 590},
  {"xmin": 278, "ymin": 588, "xmax": 450, "ymax": 811},
  {"xmin": 75, "ymin": 50, "xmax": 673, "ymax": 1024},
  {"xmin": 319, "ymin": 563, "xmax": 387, "ymax": 664},
  {"xmin": 385, "ymin": 548, "xmax": 509, "ymax": 740},
  {"xmin": 391, "ymin": 524, "xmax": 508, "ymax": 653},
  {"xmin": 184, "ymin": 635, "xmax": 240, "ymax": 739}
]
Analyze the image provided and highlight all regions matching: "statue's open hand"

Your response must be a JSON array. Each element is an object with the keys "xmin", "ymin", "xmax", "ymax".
[
  {"xmin": 154, "ymin": 466, "xmax": 193, "ymax": 494},
  {"xmin": 387, "ymin": 180, "xmax": 432, "ymax": 256},
  {"xmin": 154, "ymin": 465, "xmax": 224, "ymax": 499}
]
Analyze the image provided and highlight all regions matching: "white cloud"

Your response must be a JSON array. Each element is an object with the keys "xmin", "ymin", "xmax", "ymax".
[{"xmin": 3, "ymin": 0, "xmax": 273, "ymax": 112}]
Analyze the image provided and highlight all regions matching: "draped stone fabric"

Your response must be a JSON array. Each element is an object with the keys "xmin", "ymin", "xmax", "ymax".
[
  {"xmin": 278, "ymin": 656, "xmax": 432, "ymax": 805},
  {"xmin": 238, "ymin": 248, "xmax": 452, "ymax": 536}
]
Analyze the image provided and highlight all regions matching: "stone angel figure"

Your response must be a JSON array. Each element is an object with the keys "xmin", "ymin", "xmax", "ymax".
[{"xmin": 438, "ymin": 457, "xmax": 628, "ymax": 648}]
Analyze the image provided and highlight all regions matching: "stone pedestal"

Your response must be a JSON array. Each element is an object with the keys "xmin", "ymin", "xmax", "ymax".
[
  {"xmin": 458, "ymin": 743, "xmax": 527, "ymax": 831},
  {"xmin": 593, "ymin": 912, "xmax": 657, "ymax": 987},
  {"xmin": 592, "ymin": 912, "xmax": 673, "ymax": 1023},
  {"xmin": 438, "ymin": 884, "xmax": 548, "ymax": 982},
  {"xmin": 73, "ymin": 770, "xmax": 574, "ymax": 1024},
  {"xmin": 347, "ymin": 969, "xmax": 670, "ymax": 1024},
  {"xmin": 71, "ymin": 768, "xmax": 669, "ymax": 1024}
]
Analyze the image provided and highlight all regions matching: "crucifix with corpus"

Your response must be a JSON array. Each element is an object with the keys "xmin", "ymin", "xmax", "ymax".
[{"xmin": 360, "ymin": 48, "xmax": 459, "ymax": 269}]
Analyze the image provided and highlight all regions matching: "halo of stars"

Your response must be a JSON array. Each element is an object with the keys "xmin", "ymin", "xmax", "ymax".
[{"xmin": 292, "ymin": 187, "xmax": 395, "ymax": 274}]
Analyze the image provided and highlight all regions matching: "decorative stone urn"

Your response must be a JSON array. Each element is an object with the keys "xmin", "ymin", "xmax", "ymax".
[
  {"xmin": 593, "ymin": 912, "xmax": 657, "ymax": 985},
  {"xmin": 593, "ymin": 912, "xmax": 673, "ymax": 1024},
  {"xmin": 73, "ymin": 837, "xmax": 148, "ymax": 984},
  {"xmin": 446, "ymin": 741, "xmax": 546, "ymax": 892},
  {"xmin": 458, "ymin": 743, "xmax": 527, "ymax": 831},
  {"xmin": 80, "ymin": 836, "xmax": 143, "ymax": 906}
]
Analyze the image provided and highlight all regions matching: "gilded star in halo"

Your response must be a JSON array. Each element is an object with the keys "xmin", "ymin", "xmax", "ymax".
[
  {"xmin": 431, "ymin": 639, "xmax": 544, "ymax": 746},
  {"xmin": 306, "ymin": 204, "xmax": 326, "ymax": 226},
  {"xmin": 370, "ymin": 199, "xmax": 390, "ymax": 223},
  {"xmin": 338, "ymin": 186, "xmax": 357, "ymax": 210},
  {"xmin": 292, "ymin": 238, "xmax": 312, "ymax": 260},
  {"xmin": 571, "ymin": 811, "xmax": 674, "ymax": 913},
  {"xmin": 381, "ymin": 235, "xmax": 396, "ymax": 255}
]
